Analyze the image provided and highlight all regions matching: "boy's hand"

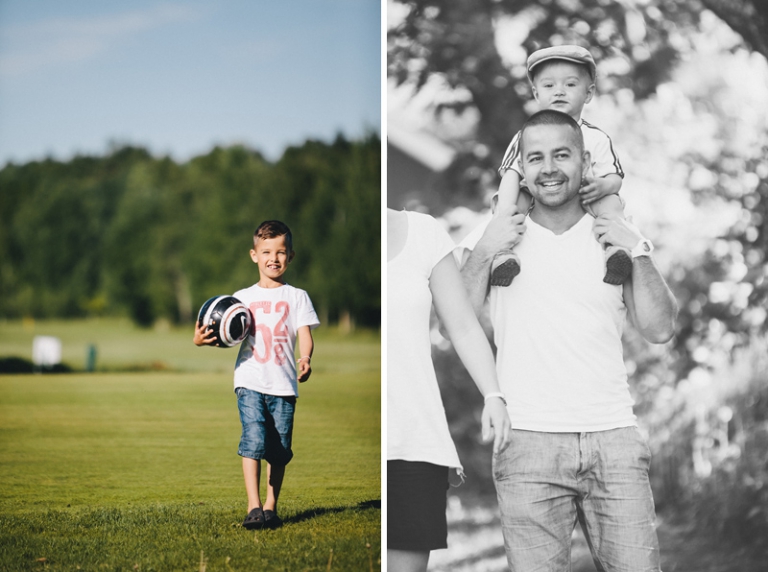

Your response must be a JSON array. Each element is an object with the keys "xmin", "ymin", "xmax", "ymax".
[
  {"xmin": 580, "ymin": 170, "xmax": 621, "ymax": 205},
  {"xmin": 193, "ymin": 322, "xmax": 217, "ymax": 346},
  {"xmin": 297, "ymin": 357, "xmax": 312, "ymax": 382}
]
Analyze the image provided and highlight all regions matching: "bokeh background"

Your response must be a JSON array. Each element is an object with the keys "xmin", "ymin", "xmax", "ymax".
[
  {"xmin": 388, "ymin": 0, "xmax": 768, "ymax": 570},
  {"xmin": 0, "ymin": 0, "xmax": 381, "ymax": 333}
]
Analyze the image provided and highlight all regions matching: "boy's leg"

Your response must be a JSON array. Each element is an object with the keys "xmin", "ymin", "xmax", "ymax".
[
  {"xmin": 241, "ymin": 456, "xmax": 267, "ymax": 529},
  {"xmin": 242, "ymin": 457, "xmax": 263, "ymax": 511},
  {"xmin": 490, "ymin": 189, "xmax": 531, "ymax": 287},
  {"xmin": 261, "ymin": 394, "xmax": 295, "ymax": 527},
  {"xmin": 264, "ymin": 462, "xmax": 285, "ymax": 512},
  {"xmin": 588, "ymin": 194, "xmax": 632, "ymax": 285}
]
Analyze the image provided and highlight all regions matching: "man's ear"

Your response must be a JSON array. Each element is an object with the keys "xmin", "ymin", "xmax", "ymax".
[
  {"xmin": 249, "ymin": 249, "xmax": 258, "ymax": 263},
  {"xmin": 288, "ymin": 251, "xmax": 296, "ymax": 263},
  {"xmin": 582, "ymin": 150, "xmax": 592, "ymax": 179}
]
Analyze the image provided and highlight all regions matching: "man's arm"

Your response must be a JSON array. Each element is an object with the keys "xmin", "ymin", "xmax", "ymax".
[
  {"xmin": 593, "ymin": 214, "xmax": 678, "ymax": 343},
  {"xmin": 460, "ymin": 205, "xmax": 527, "ymax": 321}
]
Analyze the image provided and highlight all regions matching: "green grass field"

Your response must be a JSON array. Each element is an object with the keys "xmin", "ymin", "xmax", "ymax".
[{"xmin": 0, "ymin": 319, "xmax": 381, "ymax": 571}]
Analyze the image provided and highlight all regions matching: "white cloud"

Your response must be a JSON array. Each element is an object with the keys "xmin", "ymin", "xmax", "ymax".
[{"xmin": 0, "ymin": 3, "xmax": 205, "ymax": 77}]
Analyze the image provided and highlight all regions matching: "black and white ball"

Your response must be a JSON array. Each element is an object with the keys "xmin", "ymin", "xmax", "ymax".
[{"xmin": 197, "ymin": 296, "xmax": 252, "ymax": 348}]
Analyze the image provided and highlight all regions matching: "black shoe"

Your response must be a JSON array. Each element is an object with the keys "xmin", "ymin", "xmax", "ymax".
[
  {"xmin": 490, "ymin": 258, "xmax": 521, "ymax": 287},
  {"xmin": 603, "ymin": 248, "xmax": 632, "ymax": 285},
  {"xmin": 242, "ymin": 507, "xmax": 265, "ymax": 530},
  {"xmin": 263, "ymin": 509, "xmax": 283, "ymax": 529}
]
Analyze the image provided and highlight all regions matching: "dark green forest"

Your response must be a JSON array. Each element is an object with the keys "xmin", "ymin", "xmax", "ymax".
[{"xmin": 0, "ymin": 134, "xmax": 381, "ymax": 329}]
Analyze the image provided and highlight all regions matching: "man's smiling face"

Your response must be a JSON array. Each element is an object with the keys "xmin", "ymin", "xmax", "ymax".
[{"xmin": 519, "ymin": 122, "xmax": 588, "ymax": 209}]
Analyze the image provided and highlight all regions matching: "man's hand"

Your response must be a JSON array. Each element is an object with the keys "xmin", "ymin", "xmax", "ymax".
[
  {"xmin": 481, "ymin": 397, "xmax": 512, "ymax": 455},
  {"xmin": 476, "ymin": 205, "xmax": 527, "ymax": 257},
  {"xmin": 592, "ymin": 213, "xmax": 643, "ymax": 251},
  {"xmin": 193, "ymin": 322, "xmax": 217, "ymax": 346}
]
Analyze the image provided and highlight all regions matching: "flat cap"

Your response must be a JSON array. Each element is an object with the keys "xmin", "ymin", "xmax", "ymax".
[{"xmin": 527, "ymin": 45, "xmax": 596, "ymax": 83}]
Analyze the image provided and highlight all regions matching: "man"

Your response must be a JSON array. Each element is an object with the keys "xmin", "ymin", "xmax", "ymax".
[{"xmin": 461, "ymin": 109, "xmax": 677, "ymax": 571}]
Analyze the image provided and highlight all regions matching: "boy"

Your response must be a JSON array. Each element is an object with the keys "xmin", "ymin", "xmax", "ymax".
[
  {"xmin": 194, "ymin": 220, "xmax": 319, "ymax": 530},
  {"xmin": 490, "ymin": 45, "xmax": 631, "ymax": 287}
]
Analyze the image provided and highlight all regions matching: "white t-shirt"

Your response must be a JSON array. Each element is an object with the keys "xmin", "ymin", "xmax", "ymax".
[
  {"xmin": 388, "ymin": 211, "xmax": 463, "ymax": 472},
  {"xmin": 232, "ymin": 283, "xmax": 320, "ymax": 397},
  {"xmin": 489, "ymin": 214, "xmax": 637, "ymax": 432}
]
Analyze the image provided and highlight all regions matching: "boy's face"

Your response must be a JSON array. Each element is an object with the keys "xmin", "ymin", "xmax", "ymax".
[
  {"xmin": 531, "ymin": 61, "xmax": 595, "ymax": 121},
  {"xmin": 519, "ymin": 122, "xmax": 589, "ymax": 209},
  {"xmin": 250, "ymin": 235, "xmax": 294, "ymax": 283}
]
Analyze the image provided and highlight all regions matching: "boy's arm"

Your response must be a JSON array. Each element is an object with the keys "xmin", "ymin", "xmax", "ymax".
[
  {"xmin": 193, "ymin": 322, "xmax": 217, "ymax": 346},
  {"xmin": 579, "ymin": 173, "xmax": 622, "ymax": 205},
  {"xmin": 296, "ymin": 325, "xmax": 314, "ymax": 382},
  {"xmin": 495, "ymin": 169, "xmax": 523, "ymax": 212}
]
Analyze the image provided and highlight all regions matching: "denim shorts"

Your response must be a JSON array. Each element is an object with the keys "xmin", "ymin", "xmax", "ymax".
[
  {"xmin": 493, "ymin": 427, "xmax": 660, "ymax": 572},
  {"xmin": 235, "ymin": 387, "xmax": 296, "ymax": 465}
]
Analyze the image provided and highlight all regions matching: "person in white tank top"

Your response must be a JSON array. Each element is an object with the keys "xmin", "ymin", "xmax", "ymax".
[{"xmin": 461, "ymin": 109, "xmax": 678, "ymax": 572}]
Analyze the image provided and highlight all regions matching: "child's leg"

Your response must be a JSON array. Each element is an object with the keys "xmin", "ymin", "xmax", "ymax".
[
  {"xmin": 490, "ymin": 176, "xmax": 529, "ymax": 287},
  {"xmin": 588, "ymin": 195, "xmax": 632, "ymax": 285},
  {"xmin": 264, "ymin": 462, "xmax": 286, "ymax": 512},
  {"xmin": 243, "ymin": 457, "xmax": 263, "ymax": 511}
]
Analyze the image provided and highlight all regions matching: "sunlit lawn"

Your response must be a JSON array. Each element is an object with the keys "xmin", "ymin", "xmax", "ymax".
[{"xmin": 0, "ymin": 319, "xmax": 380, "ymax": 571}]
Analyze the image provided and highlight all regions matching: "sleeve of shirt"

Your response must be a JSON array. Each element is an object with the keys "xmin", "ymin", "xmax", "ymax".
[
  {"xmin": 498, "ymin": 131, "xmax": 523, "ymax": 179},
  {"xmin": 590, "ymin": 131, "xmax": 624, "ymax": 179},
  {"xmin": 422, "ymin": 214, "xmax": 457, "ymax": 271},
  {"xmin": 295, "ymin": 290, "xmax": 320, "ymax": 330}
]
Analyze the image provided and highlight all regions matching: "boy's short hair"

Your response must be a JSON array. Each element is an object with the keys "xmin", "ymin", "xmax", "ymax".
[
  {"xmin": 527, "ymin": 45, "xmax": 596, "ymax": 83},
  {"xmin": 518, "ymin": 109, "xmax": 585, "ymax": 158},
  {"xmin": 254, "ymin": 220, "xmax": 293, "ymax": 251}
]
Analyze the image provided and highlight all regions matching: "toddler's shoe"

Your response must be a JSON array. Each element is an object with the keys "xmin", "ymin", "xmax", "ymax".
[
  {"xmin": 490, "ymin": 252, "xmax": 521, "ymax": 287},
  {"xmin": 603, "ymin": 246, "xmax": 632, "ymax": 285},
  {"xmin": 263, "ymin": 509, "xmax": 283, "ymax": 529},
  {"xmin": 242, "ymin": 507, "xmax": 266, "ymax": 530}
]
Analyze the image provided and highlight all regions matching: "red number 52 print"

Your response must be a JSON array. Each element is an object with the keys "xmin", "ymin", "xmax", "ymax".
[{"xmin": 249, "ymin": 301, "xmax": 290, "ymax": 366}]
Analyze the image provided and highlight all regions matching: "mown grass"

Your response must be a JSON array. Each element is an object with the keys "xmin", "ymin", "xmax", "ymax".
[{"xmin": 0, "ymin": 320, "xmax": 380, "ymax": 571}]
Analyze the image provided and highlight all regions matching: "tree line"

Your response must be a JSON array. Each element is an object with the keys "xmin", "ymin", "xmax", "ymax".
[{"xmin": 0, "ymin": 134, "xmax": 381, "ymax": 329}]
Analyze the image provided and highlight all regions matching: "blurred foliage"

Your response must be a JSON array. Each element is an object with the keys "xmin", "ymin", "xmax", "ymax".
[
  {"xmin": 0, "ymin": 135, "xmax": 381, "ymax": 329},
  {"xmin": 389, "ymin": 0, "xmax": 768, "ymax": 550}
]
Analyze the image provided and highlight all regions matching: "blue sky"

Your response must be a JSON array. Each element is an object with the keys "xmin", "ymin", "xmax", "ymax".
[{"xmin": 0, "ymin": 1, "xmax": 381, "ymax": 165}]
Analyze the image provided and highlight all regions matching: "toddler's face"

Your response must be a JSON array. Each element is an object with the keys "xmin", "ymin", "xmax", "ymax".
[{"xmin": 531, "ymin": 61, "xmax": 595, "ymax": 120}]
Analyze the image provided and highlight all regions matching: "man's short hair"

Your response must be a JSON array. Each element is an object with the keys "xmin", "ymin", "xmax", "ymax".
[
  {"xmin": 519, "ymin": 109, "xmax": 585, "ymax": 158},
  {"xmin": 254, "ymin": 220, "xmax": 293, "ymax": 251}
]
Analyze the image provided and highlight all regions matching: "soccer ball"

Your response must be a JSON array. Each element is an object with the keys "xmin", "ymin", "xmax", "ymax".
[{"xmin": 197, "ymin": 296, "xmax": 253, "ymax": 348}]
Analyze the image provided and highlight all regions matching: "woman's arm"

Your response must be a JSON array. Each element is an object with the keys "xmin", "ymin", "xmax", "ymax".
[{"xmin": 430, "ymin": 253, "xmax": 511, "ymax": 454}]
